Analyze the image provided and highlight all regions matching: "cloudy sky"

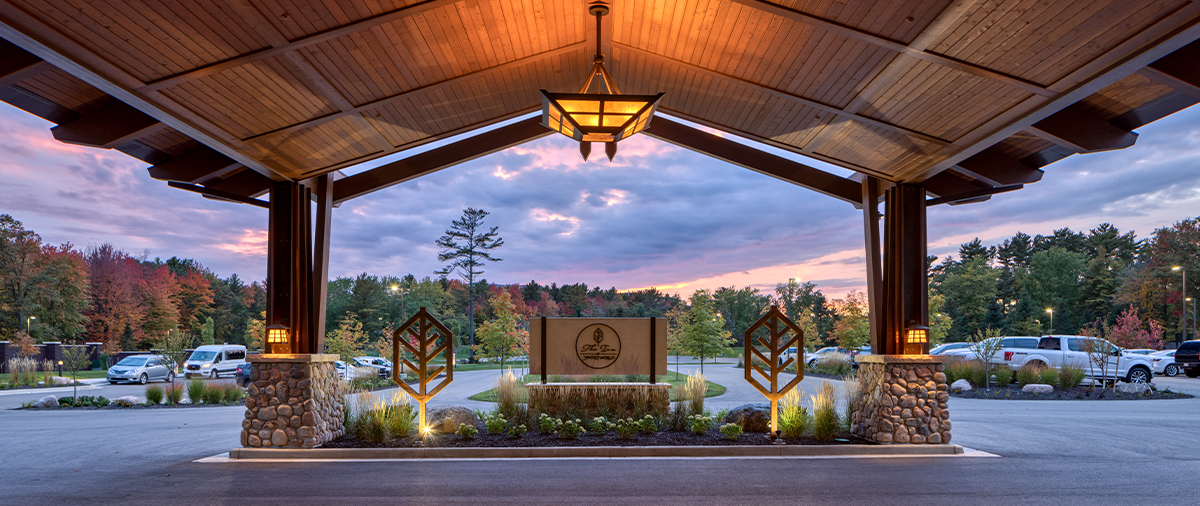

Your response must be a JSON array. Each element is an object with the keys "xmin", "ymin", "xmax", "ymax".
[{"xmin": 2, "ymin": 102, "xmax": 1199, "ymax": 300}]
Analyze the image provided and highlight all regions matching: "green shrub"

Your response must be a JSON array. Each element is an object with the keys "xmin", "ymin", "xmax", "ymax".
[
  {"xmin": 1016, "ymin": 363, "xmax": 1042, "ymax": 387},
  {"xmin": 615, "ymin": 418, "xmax": 638, "ymax": 439},
  {"xmin": 1059, "ymin": 365, "xmax": 1086, "ymax": 389},
  {"xmin": 145, "ymin": 385, "xmax": 164, "ymax": 405},
  {"xmin": 507, "ymin": 424, "xmax": 528, "ymax": 438},
  {"xmin": 484, "ymin": 413, "xmax": 507, "ymax": 434},
  {"xmin": 385, "ymin": 402, "xmax": 416, "ymax": 438},
  {"xmin": 720, "ymin": 423, "xmax": 743, "ymax": 440},
  {"xmin": 811, "ymin": 381, "xmax": 839, "ymax": 441},
  {"xmin": 224, "ymin": 384, "xmax": 246, "ymax": 403},
  {"xmin": 946, "ymin": 359, "xmax": 984, "ymax": 386},
  {"xmin": 992, "ymin": 366, "xmax": 1014, "ymax": 386},
  {"xmin": 636, "ymin": 415, "xmax": 657, "ymax": 434},
  {"xmin": 186, "ymin": 379, "xmax": 207, "ymax": 404},
  {"xmin": 778, "ymin": 390, "xmax": 811, "ymax": 439},
  {"xmin": 688, "ymin": 414, "xmax": 713, "ymax": 434},
  {"xmin": 588, "ymin": 416, "xmax": 615, "ymax": 433},
  {"xmin": 555, "ymin": 419, "xmax": 586, "ymax": 439},
  {"xmin": 202, "ymin": 384, "xmax": 224, "ymax": 404},
  {"xmin": 456, "ymin": 423, "xmax": 479, "ymax": 439},
  {"xmin": 95, "ymin": 396, "xmax": 110, "ymax": 407},
  {"xmin": 538, "ymin": 413, "xmax": 558, "ymax": 433},
  {"xmin": 1038, "ymin": 368, "xmax": 1058, "ymax": 388},
  {"xmin": 164, "ymin": 384, "xmax": 184, "ymax": 405}
]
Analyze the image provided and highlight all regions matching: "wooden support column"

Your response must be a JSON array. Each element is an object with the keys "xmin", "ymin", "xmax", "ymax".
[
  {"xmin": 309, "ymin": 174, "xmax": 333, "ymax": 354},
  {"xmin": 881, "ymin": 183, "xmax": 929, "ymax": 355},
  {"xmin": 267, "ymin": 181, "xmax": 312, "ymax": 353},
  {"xmin": 861, "ymin": 176, "xmax": 884, "ymax": 355}
]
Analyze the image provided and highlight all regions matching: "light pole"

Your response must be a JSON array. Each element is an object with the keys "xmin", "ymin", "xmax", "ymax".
[
  {"xmin": 1174, "ymin": 266, "xmax": 1186, "ymax": 342},
  {"xmin": 1188, "ymin": 297, "xmax": 1196, "ymax": 342},
  {"xmin": 25, "ymin": 316, "xmax": 35, "ymax": 336},
  {"xmin": 1045, "ymin": 309, "xmax": 1054, "ymax": 335}
]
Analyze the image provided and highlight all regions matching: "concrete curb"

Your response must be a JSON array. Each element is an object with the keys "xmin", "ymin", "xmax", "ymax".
[{"xmin": 229, "ymin": 444, "xmax": 964, "ymax": 460}]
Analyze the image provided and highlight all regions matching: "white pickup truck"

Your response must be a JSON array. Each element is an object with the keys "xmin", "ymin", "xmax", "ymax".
[{"xmin": 947, "ymin": 335, "xmax": 1154, "ymax": 384}]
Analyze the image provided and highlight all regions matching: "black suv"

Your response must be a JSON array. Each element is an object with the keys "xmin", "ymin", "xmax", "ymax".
[{"xmin": 1177, "ymin": 341, "xmax": 1200, "ymax": 378}]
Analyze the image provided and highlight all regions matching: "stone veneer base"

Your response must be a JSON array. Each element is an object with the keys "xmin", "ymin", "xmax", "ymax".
[
  {"xmin": 228, "ymin": 444, "xmax": 965, "ymax": 459},
  {"xmin": 852, "ymin": 355, "xmax": 952, "ymax": 445},
  {"xmin": 241, "ymin": 353, "xmax": 344, "ymax": 449}
]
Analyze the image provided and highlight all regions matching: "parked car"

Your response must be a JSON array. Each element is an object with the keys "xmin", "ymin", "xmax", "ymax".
[
  {"xmin": 1150, "ymin": 350, "xmax": 1179, "ymax": 377},
  {"xmin": 235, "ymin": 362, "xmax": 252, "ymax": 387},
  {"xmin": 951, "ymin": 335, "xmax": 1153, "ymax": 383},
  {"xmin": 333, "ymin": 360, "xmax": 355, "ymax": 381},
  {"xmin": 353, "ymin": 356, "xmax": 392, "ymax": 378},
  {"xmin": 1175, "ymin": 340, "xmax": 1200, "ymax": 378},
  {"xmin": 1124, "ymin": 348, "xmax": 1157, "ymax": 356},
  {"xmin": 107, "ymin": 354, "xmax": 174, "ymax": 384},
  {"xmin": 930, "ymin": 342, "xmax": 970, "ymax": 355},
  {"xmin": 184, "ymin": 344, "xmax": 247, "ymax": 379},
  {"xmin": 804, "ymin": 347, "xmax": 838, "ymax": 367}
]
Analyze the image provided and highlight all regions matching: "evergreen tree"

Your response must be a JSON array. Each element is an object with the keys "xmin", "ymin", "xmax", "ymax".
[{"xmin": 435, "ymin": 208, "xmax": 504, "ymax": 362}]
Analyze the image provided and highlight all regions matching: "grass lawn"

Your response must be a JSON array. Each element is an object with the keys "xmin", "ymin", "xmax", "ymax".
[
  {"xmin": 0, "ymin": 369, "xmax": 107, "ymax": 385},
  {"xmin": 469, "ymin": 374, "xmax": 726, "ymax": 403}
]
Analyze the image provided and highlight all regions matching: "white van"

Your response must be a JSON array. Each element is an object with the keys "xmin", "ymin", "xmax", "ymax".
[{"xmin": 184, "ymin": 344, "xmax": 247, "ymax": 379}]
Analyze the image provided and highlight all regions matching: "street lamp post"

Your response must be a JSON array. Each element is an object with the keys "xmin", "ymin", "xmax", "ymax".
[
  {"xmin": 1174, "ymin": 266, "xmax": 1187, "ymax": 342},
  {"xmin": 1045, "ymin": 309, "xmax": 1054, "ymax": 335},
  {"xmin": 1188, "ymin": 297, "xmax": 1196, "ymax": 342}
]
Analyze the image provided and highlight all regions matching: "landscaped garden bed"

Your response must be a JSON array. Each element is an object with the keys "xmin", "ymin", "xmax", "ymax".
[
  {"xmin": 321, "ymin": 429, "xmax": 876, "ymax": 448},
  {"xmin": 949, "ymin": 385, "xmax": 1191, "ymax": 400},
  {"xmin": 17, "ymin": 379, "xmax": 247, "ymax": 409}
]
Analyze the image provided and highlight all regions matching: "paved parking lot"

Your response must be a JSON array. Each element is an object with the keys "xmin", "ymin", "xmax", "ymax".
[{"xmin": 2, "ymin": 366, "xmax": 1198, "ymax": 504}]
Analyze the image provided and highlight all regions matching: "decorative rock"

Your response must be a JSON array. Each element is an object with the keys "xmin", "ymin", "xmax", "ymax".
[
  {"xmin": 876, "ymin": 433, "xmax": 892, "ymax": 443},
  {"xmin": 723, "ymin": 403, "xmax": 773, "ymax": 433},
  {"xmin": 1022, "ymin": 384, "xmax": 1053, "ymax": 394},
  {"xmin": 889, "ymin": 384, "xmax": 906, "ymax": 396},
  {"xmin": 34, "ymin": 395, "xmax": 58, "ymax": 408},
  {"xmin": 114, "ymin": 396, "xmax": 140, "ymax": 407},
  {"xmin": 852, "ymin": 359, "xmax": 952, "ymax": 445},
  {"xmin": 426, "ymin": 405, "xmax": 482, "ymax": 433},
  {"xmin": 950, "ymin": 379, "xmax": 972, "ymax": 392},
  {"xmin": 49, "ymin": 376, "xmax": 73, "ymax": 385},
  {"xmin": 928, "ymin": 433, "xmax": 942, "ymax": 444},
  {"xmin": 911, "ymin": 434, "xmax": 926, "ymax": 444},
  {"xmin": 258, "ymin": 406, "xmax": 277, "ymax": 420},
  {"xmin": 271, "ymin": 429, "xmax": 287, "ymax": 446},
  {"xmin": 1116, "ymin": 381, "xmax": 1150, "ymax": 395},
  {"xmin": 248, "ymin": 435, "xmax": 261, "ymax": 447},
  {"xmin": 277, "ymin": 404, "xmax": 293, "ymax": 417},
  {"xmin": 933, "ymin": 372, "xmax": 946, "ymax": 383},
  {"xmin": 898, "ymin": 395, "xmax": 917, "ymax": 408}
]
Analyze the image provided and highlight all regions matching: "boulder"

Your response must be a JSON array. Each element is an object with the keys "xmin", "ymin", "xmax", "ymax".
[
  {"xmin": 49, "ymin": 376, "xmax": 74, "ymax": 385},
  {"xmin": 721, "ymin": 403, "xmax": 771, "ymax": 433},
  {"xmin": 425, "ymin": 405, "xmax": 480, "ymax": 433},
  {"xmin": 1116, "ymin": 382, "xmax": 1151, "ymax": 395},
  {"xmin": 34, "ymin": 395, "xmax": 58, "ymax": 408},
  {"xmin": 114, "ymin": 396, "xmax": 141, "ymax": 407},
  {"xmin": 1021, "ymin": 384, "xmax": 1053, "ymax": 394},
  {"xmin": 949, "ymin": 379, "xmax": 972, "ymax": 392}
]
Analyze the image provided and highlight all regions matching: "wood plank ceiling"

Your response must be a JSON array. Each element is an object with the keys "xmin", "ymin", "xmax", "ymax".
[{"xmin": 1, "ymin": 0, "xmax": 1199, "ymax": 204}]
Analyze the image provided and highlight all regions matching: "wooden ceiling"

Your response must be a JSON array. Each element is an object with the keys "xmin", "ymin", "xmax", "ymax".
[{"xmin": 1, "ymin": 0, "xmax": 1199, "ymax": 205}]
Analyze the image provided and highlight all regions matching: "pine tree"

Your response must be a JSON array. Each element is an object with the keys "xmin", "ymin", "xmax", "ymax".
[{"xmin": 435, "ymin": 208, "xmax": 503, "ymax": 362}]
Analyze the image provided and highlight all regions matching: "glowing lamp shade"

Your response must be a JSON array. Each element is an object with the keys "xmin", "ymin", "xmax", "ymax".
[
  {"xmin": 265, "ymin": 323, "xmax": 290, "ymax": 354},
  {"xmin": 540, "ymin": 91, "xmax": 664, "ymax": 144},
  {"xmin": 903, "ymin": 324, "xmax": 930, "ymax": 355}
]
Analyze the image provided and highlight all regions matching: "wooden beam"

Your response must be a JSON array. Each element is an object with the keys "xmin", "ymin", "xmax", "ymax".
[
  {"xmin": 881, "ymin": 183, "xmax": 928, "ymax": 355},
  {"xmin": 50, "ymin": 101, "xmax": 165, "ymax": 148},
  {"xmin": 727, "ymin": 0, "xmax": 1052, "ymax": 98},
  {"xmin": 309, "ymin": 174, "xmax": 333, "ymax": 354},
  {"xmin": 1027, "ymin": 105, "xmax": 1138, "ymax": 153},
  {"xmin": 0, "ymin": 38, "xmax": 51, "ymax": 88},
  {"xmin": 644, "ymin": 117, "xmax": 862, "ymax": 204},
  {"xmin": 955, "ymin": 149, "xmax": 1044, "ymax": 186},
  {"xmin": 202, "ymin": 168, "xmax": 273, "ymax": 198},
  {"xmin": 140, "ymin": 0, "xmax": 463, "ymax": 93},
  {"xmin": 333, "ymin": 117, "xmax": 553, "ymax": 204},
  {"xmin": 613, "ymin": 43, "xmax": 950, "ymax": 147},
  {"xmin": 1142, "ymin": 40, "xmax": 1200, "ymax": 97},
  {"xmin": 921, "ymin": 169, "xmax": 989, "ymax": 198},
  {"xmin": 861, "ymin": 176, "xmax": 884, "ymax": 355},
  {"xmin": 244, "ymin": 42, "xmax": 585, "ymax": 143},
  {"xmin": 147, "ymin": 147, "xmax": 239, "ymax": 183},
  {"xmin": 166, "ymin": 181, "xmax": 269, "ymax": 208},
  {"xmin": 926, "ymin": 184, "xmax": 1023, "ymax": 207}
]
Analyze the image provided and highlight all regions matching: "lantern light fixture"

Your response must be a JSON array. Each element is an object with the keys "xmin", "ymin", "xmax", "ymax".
[
  {"xmin": 906, "ymin": 324, "xmax": 929, "ymax": 345},
  {"xmin": 266, "ymin": 323, "xmax": 290, "ymax": 354},
  {"xmin": 540, "ymin": 3, "xmax": 664, "ymax": 161}
]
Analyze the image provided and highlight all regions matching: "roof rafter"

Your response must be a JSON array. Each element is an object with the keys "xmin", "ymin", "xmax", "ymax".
[
  {"xmin": 644, "ymin": 117, "xmax": 862, "ymax": 204},
  {"xmin": 613, "ymin": 42, "xmax": 950, "ymax": 147},
  {"xmin": 1139, "ymin": 39, "xmax": 1200, "ymax": 97},
  {"xmin": 1026, "ymin": 105, "xmax": 1137, "ymax": 153},
  {"xmin": 954, "ymin": 149, "xmax": 1044, "ymax": 187},
  {"xmin": 148, "ymin": 147, "xmax": 240, "ymax": 183},
  {"xmin": 243, "ymin": 42, "xmax": 587, "ymax": 143},
  {"xmin": 50, "ymin": 101, "xmax": 166, "ymax": 148}
]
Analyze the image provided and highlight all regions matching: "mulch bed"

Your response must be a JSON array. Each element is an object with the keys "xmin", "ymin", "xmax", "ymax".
[
  {"xmin": 321, "ymin": 431, "xmax": 876, "ymax": 449},
  {"xmin": 949, "ymin": 386, "xmax": 1193, "ymax": 401}
]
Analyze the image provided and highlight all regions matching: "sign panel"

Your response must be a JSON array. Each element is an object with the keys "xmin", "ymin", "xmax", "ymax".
[{"xmin": 529, "ymin": 318, "xmax": 668, "ymax": 376}]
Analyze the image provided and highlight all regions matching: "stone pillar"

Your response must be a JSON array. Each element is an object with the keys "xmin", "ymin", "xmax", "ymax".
[
  {"xmin": 852, "ymin": 355, "xmax": 951, "ymax": 444},
  {"xmin": 242, "ymin": 354, "xmax": 344, "ymax": 449}
]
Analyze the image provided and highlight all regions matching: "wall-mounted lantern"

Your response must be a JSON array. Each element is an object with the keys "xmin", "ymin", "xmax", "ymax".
[
  {"xmin": 905, "ymin": 323, "xmax": 929, "ymax": 355},
  {"xmin": 266, "ymin": 323, "xmax": 291, "ymax": 354}
]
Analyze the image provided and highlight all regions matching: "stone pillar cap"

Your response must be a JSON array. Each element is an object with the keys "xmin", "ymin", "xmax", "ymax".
[{"xmin": 248, "ymin": 353, "xmax": 340, "ymax": 363}]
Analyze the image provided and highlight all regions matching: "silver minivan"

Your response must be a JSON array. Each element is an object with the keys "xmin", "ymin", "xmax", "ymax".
[
  {"xmin": 107, "ymin": 354, "xmax": 174, "ymax": 384},
  {"xmin": 184, "ymin": 345, "xmax": 247, "ymax": 379}
]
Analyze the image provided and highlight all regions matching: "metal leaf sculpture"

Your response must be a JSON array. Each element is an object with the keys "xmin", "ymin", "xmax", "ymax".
[
  {"xmin": 392, "ymin": 307, "xmax": 454, "ymax": 433},
  {"xmin": 744, "ymin": 305, "xmax": 804, "ymax": 435}
]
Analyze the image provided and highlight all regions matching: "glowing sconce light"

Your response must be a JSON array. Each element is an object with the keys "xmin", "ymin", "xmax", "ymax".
[
  {"xmin": 540, "ymin": 4, "xmax": 664, "ymax": 162},
  {"xmin": 905, "ymin": 323, "xmax": 929, "ymax": 355},
  {"xmin": 266, "ymin": 323, "xmax": 290, "ymax": 354}
]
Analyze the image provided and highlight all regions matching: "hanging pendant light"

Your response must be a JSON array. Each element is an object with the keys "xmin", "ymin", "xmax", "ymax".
[{"xmin": 540, "ymin": 4, "xmax": 664, "ymax": 161}]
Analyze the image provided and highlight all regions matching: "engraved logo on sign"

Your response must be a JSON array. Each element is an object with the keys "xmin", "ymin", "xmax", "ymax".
[{"xmin": 576, "ymin": 324, "xmax": 621, "ymax": 369}]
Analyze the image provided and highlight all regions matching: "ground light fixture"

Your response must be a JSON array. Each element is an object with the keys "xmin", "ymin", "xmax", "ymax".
[
  {"xmin": 540, "ymin": 3, "xmax": 664, "ymax": 161},
  {"xmin": 905, "ymin": 323, "xmax": 929, "ymax": 355},
  {"xmin": 265, "ymin": 323, "xmax": 290, "ymax": 354}
]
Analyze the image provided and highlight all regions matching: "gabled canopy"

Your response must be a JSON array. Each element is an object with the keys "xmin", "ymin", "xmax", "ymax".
[{"xmin": 1, "ymin": 0, "xmax": 1198, "ymax": 205}]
